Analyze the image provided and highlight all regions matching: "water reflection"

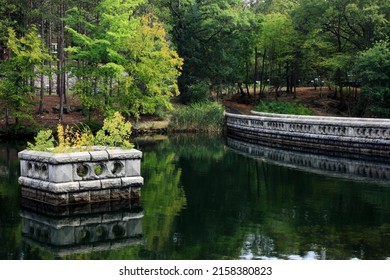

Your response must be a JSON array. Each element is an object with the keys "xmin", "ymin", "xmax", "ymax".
[
  {"xmin": 21, "ymin": 199, "xmax": 143, "ymax": 258},
  {"xmin": 2, "ymin": 137, "xmax": 390, "ymax": 260},
  {"xmin": 137, "ymin": 138, "xmax": 187, "ymax": 258},
  {"xmin": 227, "ymin": 136, "xmax": 390, "ymax": 185}
]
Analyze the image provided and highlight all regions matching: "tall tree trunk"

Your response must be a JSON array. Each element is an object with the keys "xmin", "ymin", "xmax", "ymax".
[
  {"xmin": 259, "ymin": 49, "xmax": 266, "ymax": 97},
  {"xmin": 39, "ymin": 67, "xmax": 45, "ymax": 114},
  {"xmin": 245, "ymin": 60, "xmax": 250, "ymax": 98},
  {"xmin": 286, "ymin": 62, "xmax": 291, "ymax": 93},
  {"xmin": 4, "ymin": 107, "xmax": 9, "ymax": 135},
  {"xmin": 48, "ymin": 9, "xmax": 53, "ymax": 96},
  {"xmin": 39, "ymin": 17, "xmax": 45, "ymax": 114},
  {"xmin": 253, "ymin": 47, "xmax": 258, "ymax": 102},
  {"xmin": 58, "ymin": 0, "xmax": 65, "ymax": 121},
  {"xmin": 336, "ymin": 14, "xmax": 346, "ymax": 108}
]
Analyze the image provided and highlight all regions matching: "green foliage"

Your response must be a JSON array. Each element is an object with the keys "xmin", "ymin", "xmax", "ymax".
[
  {"xmin": 260, "ymin": 13, "xmax": 297, "ymax": 58},
  {"xmin": 168, "ymin": 102, "xmax": 225, "ymax": 134},
  {"xmin": 182, "ymin": 80, "xmax": 211, "ymax": 104},
  {"xmin": 26, "ymin": 123, "xmax": 95, "ymax": 153},
  {"xmin": 1, "ymin": 0, "xmax": 389, "ymax": 124},
  {"xmin": 55, "ymin": 122, "xmax": 96, "ymax": 152},
  {"xmin": 256, "ymin": 12, "xmax": 298, "ymax": 90},
  {"xmin": 95, "ymin": 111, "xmax": 134, "ymax": 148},
  {"xmin": 66, "ymin": 1, "xmax": 183, "ymax": 119},
  {"xmin": 0, "ymin": 27, "xmax": 54, "ymax": 121},
  {"xmin": 162, "ymin": 0, "xmax": 254, "ymax": 97},
  {"xmin": 254, "ymin": 101, "xmax": 313, "ymax": 115},
  {"xmin": 290, "ymin": 0, "xmax": 389, "ymax": 105},
  {"xmin": 27, "ymin": 129, "xmax": 55, "ymax": 151},
  {"xmin": 354, "ymin": 41, "xmax": 390, "ymax": 86},
  {"xmin": 79, "ymin": 119, "xmax": 103, "ymax": 134},
  {"xmin": 353, "ymin": 41, "xmax": 390, "ymax": 117},
  {"xmin": 141, "ymin": 150, "xmax": 186, "ymax": 254},
  {"xmin": 28, "ymin": 112, "xmax": 134, "ymax": 152},
  {"xmin": 0, "ymin": 0, "xmax": 23, "ymax": 38}
]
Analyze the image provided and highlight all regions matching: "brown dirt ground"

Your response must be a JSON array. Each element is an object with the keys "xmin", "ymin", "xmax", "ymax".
[
  {"xmin": 220, "ymin": 86, "xmax": 358, "ymax": 117},
  {"xmin": 1, "ymin": 87, "xmax": 357, "ymax": 133},
  {"xmin": 28, "ymin": 95, "xmax": 168, "ymax": 130},
  {"xmin": 32, "ymin": 95, "xmax": 89, "ymax": 128}
]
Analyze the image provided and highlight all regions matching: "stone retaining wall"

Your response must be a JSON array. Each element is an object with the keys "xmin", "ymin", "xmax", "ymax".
[
  {"xmin": 226, "ymin": 112, "xmax": 390, "ymax": 159},
  {"xmin": 18, "ymin": 147, "xmax": 143, "ymax": 205}
]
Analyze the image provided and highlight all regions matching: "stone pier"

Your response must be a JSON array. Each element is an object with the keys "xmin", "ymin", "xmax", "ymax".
[
  {"xmin": 226, "ymin": 112, "xmax": 390, "ymax": 159},
  {"xmin": 18, "ymin": 147, "xmax": 143, "ymax": 205}
]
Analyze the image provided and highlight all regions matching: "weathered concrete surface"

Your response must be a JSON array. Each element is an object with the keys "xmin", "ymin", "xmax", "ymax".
[
  {"xmin": 18, "ymin": 147, "xmax": 143, "ymax": 205},
  {"xmin": 226, "ymin": 112, "xmax": 390, "ymax": 159}
]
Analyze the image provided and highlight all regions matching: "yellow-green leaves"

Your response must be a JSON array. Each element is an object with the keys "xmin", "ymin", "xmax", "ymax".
[
  {"xmin": 66, "ymin": 0, "xmax": 183, "ymax": 119},
  {"xmin": 28, "ymin": 112, "xmax": 134, "ymax": 152},
  {"xmin": 121, "ymin": 14, "xmax": 183, "ymax": 117},
  {"xmin": 27, "ymin": 130, "xmax": 55, "ymax": 151},
  {"xmin": 0, "ymin": 27, "xmax": 54, "ymax": 121},
  {"xmin": 95, "ymin": 112, "xmax": 134, "ymax": 148}
]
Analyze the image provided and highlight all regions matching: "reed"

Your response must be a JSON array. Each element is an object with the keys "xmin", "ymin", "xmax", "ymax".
[{"xmin": 168, "ymin": 102, "xmax": 225, "ymax": 134}]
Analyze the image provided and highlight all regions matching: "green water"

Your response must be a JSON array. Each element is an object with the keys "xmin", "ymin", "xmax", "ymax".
[{"xmin": 1, "ymin": 135, "xmax": 390, "ymax": 260}]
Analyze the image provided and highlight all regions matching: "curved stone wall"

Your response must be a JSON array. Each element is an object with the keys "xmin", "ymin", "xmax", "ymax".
[{"xmin": 226, "ymin": 112, "xmax": 390, "ymax": 159}]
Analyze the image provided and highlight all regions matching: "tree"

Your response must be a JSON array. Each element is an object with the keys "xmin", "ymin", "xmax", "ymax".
[
  {"xmin": 250, "ymin": 0, "xmax": 297, "ymax": 14},
  {"xmin": 66, "ymin": 0, "xmax": 183, "ymax": 118},
  {"xmin": 292, "ymin": 0, "xmax": 389, "ymax": 109},
  {"xmin": 257, "ymin": 12, "xmax": 298, "ymax": 97},
  {"xmin": 353, "ymin": 41, "xmax": 390, "ymax": 117},
  {"xmin": 154, "ymin": 0, "xmax": 253, "ymax": 102},
  {"xmin": 0, "ymin": 27, "xmax": 53, "ymax": 126}
]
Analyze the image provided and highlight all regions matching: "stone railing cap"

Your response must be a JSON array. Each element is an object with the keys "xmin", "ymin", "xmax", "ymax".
[
  {"xmin": 225, "ymin": 112, "xmax": 390, "ymax": 127},
  {"xmin": 19, "ymin": 147, "xmax": 142, "ymax": 164},
  {"xmin": 248, "ymin": 111, "xmax": 390, "ymax": 124},
  {"xmin": 107, "ymin": 148, "xmax": 142, "ymax": 160}
]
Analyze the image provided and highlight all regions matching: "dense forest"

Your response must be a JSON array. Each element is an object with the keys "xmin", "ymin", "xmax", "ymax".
[{"xmin": 0, "ymin": 0, "xmax": 389, "ymax": 130}]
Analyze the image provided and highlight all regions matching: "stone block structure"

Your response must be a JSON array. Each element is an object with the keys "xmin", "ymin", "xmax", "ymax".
[
  {"xmin": 226, "ymin": 112, "xmax": 390, "ymax": 159},
  {"xmin": 18, "ymin": 147, "xmax": 143, "ymax": 205}
]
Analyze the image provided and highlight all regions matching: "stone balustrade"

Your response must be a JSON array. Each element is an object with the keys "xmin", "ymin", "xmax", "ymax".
[
  {"xmin": 18, "ymin": 147, "xmax": 143, "ymax": 205},
  {"xmin": 226, "ymin": 112, "xmax": 390, "ymax": 159}
]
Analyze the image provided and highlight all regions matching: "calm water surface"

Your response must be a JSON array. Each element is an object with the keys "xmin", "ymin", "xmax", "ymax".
[{"xmin": 1, "ymin": 135, "xmax": 390, "ymax": 260}]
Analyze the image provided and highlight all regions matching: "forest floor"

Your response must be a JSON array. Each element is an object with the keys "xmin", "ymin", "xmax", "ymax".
[
  {"xmin": 1, "ymin": 86, "xmax": 357, "ymax": 136},
  {"xmin": 220, "ymin": 86, "xmax": 358, "ymax": 116},
  {"xmin": 29, "ymin": 94, "xmax": 169, "ymax": 133}
]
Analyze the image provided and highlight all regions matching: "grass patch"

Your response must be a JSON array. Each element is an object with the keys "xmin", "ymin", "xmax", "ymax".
[
  {"xmin": 168, "ymin": 102, "xmax": 225, "ymax": 134},
  {"xmin": 254, "ymin": 101, "xmax": 313, "ymax": 115}
]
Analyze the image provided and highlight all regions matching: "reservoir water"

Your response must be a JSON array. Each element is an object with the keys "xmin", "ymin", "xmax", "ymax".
[{"xmin": 1, "ymin": 135, "xmax": 390, "ymax": 259}]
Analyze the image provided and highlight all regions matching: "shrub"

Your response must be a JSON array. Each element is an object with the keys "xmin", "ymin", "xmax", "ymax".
[
  {"xmin": 95, "ymin": 112, "xmax": 134, "ymax": 148},
  {"xmin": 180, "ymin": 80, "xmax": 211, "ymax": 104},
  {"xmin": 56, "ymin": 123, "xmax": 95, "ymax": 152},
  {"xmin": 254, "ymin": 101, "xmax": 312, "ymax": 115},
  {"xmin": 169, "ymin": 102, "xmax": 224, "ymax": 134},
  {"xmin": 27, "ymin": 129, "xmax": 55, "ymax": 151},
  {"xmin": 27, "ymin": 112, "xmax": 134, "ymax": 152},
  {"xmin": 353, "ymin": 41, "xmax": 390, "ymax": 117}
]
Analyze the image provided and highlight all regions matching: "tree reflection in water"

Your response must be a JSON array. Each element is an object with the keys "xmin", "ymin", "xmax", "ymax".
[{"xmin": 1, "ymin": 136, "xmax": 390, "ymax": 259}]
